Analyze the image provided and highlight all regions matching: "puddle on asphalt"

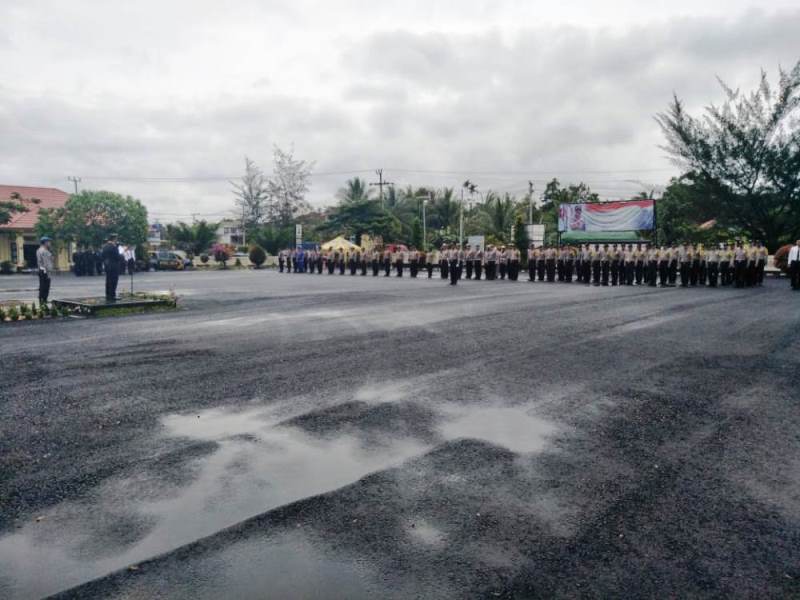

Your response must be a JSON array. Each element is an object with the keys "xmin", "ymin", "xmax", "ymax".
[{"xmin": 0, "ymin": 384, "xmax": 559, "ymax": 599}]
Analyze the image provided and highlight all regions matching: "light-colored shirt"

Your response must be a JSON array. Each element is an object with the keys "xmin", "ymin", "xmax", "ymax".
[
  {"xmin": 37, "ymin": 246, "xmax": 55, "ymax": 273},
  {"xmin": 788, "ymin": 246, "xmax": 800, "ymax": 262}
]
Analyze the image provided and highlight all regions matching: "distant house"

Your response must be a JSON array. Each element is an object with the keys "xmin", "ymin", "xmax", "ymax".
[
  {"xmin": 0, "ymin": 185, "xmax": 72, "ymax": 272},
  {"xmin": 216, "ymin": 219, "xmax": 244, "ymax": 246}
]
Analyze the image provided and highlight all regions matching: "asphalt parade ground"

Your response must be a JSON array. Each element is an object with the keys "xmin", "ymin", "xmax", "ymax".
[{"xmin": 1, "ymin": 269, "xmax": 799, "ymax": 599}]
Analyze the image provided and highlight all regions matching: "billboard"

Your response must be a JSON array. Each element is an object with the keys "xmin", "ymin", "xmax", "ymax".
[
  {"xmin": 558, "ymin": 200, "xmax": 654, "ymax": 233},
  {"xmin": 467, "ymin": 235, "xmax": 485, "ymax": 252}
]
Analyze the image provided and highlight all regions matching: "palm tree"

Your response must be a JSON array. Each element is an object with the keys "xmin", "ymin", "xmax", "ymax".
[
  {"xmin": 337, "ymin": 177, "xmax": 373, "ymax": 203},
  {"xmin": 475, "ymin": 193, "xmax": 517, "ymax": 243}
]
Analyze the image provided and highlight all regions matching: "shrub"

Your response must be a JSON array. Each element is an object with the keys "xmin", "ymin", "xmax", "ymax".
[
  {"xmin": 248, "ymin": 245, "xmax": 267, "ymax": 268},
  {"xmin": 200, "ymin": 254, "xmax": 209, "ymax": 264},
  {"xmin": 8, "ymin": 306, "xmax": 19, "ymax": 321},
  {"xmin": 0, "ymin": 260, "xmax": 13, "ymax": 275},
  {"xmin": 50, "ymin": 304, "xmax": 60, "ymax": 318},
  {"xmin": 212, "ymin": 243, "xmax": 232, "ymax": 268},
  {"xmin": 234, "ymin": 258, "xmax": 242, "ymax": 267},
  {"xmin": 0, "ymin": 306, "xmax": 6, "ymax": 322}
]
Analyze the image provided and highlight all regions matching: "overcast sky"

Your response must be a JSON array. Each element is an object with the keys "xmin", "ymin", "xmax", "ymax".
[{"xmin": 1, "ymin": 0, "xmax": 798, "ymax": 222}]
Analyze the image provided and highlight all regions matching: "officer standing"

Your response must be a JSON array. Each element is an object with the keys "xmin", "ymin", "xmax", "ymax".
[
  {"xmin": 36, "ymin": 236, "xmax": 55, "ymax": 305},
  {"xmin": 448, "ymin": 246, "xmax": 459, "ymax": 286},
  {"xmin": 409, "ymin": 247, "xmax": 419, "ymax": 278},
  {"xmin": 439, "ymin": 244, "xmax": 449, "ymax": 279},
  {"xmin": 102, "ymin": 234, "xmax": 121, "ymax": 302},
  {"xmin": 706, "ymin": 246, "xmax": 719, "ymax": 287},
  {"xmin": 485, "ymin": 245, "xmax": 496, "ymax": 280},
  {"xmin": 464, "ymin": 244, "xmax": 474, "ymax": 280},
  {"xmin": 426, "ymin": 248, "xmax": 436, "ymax": 279},
  {"xmin": 788, "ymin": 240, "xmax": 800, "ymax": 290},
  {"xmin": 473, "ymin": 246, "xmax": 483, "ymax": 281}
]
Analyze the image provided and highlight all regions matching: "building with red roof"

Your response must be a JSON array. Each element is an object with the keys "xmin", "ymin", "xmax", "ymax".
[{"xmin": 0, "ymin": 185, "xmax": 72, "ymax": 271}]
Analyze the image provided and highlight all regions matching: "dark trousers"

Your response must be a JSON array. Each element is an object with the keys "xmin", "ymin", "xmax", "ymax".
[
  {"xmin": 576, "ymin": 260, "xmax": 583, "ymax": 283},
  {"xmin": 668, "ymin": 262, "xmax": 678, "ymax": 285},
  {"xmin": 557, "ymin": 260, "xmax": 565, "ymax": 281},
  {"xmin": 790, "ymin": 260, "xmax": 800, "ymax": 289},
  {"xmin": 361, "ymin": 260, "xmax": 368, "ymax": 276},
  {"xmin": 349, "ymin": 260, "xmax": 357, "ymax": 275},
  {"xmin": 546, "ymin": 259, "xmax": 556, "ymax": 282},
  {"xmin": 486, "ymin": 261, "xmax": 496, "ymax": 280},
  {"xmin": 465, "ymin": 261, "xmax": 473, "ymax": 280},
  {"xmin": 105, "ymin": 269, "xmax": 119, "ymax": 300},
  {"xmin": 565, "ymin": 261, "xmax": 574, "ymax": 282},
  {"xmin": 509, "ymin": 260, "xmax": 519, "ymax": 281},
  {"xmin": 690, "ymin": 260, "xmax": 700, "ymax": 286},
  {"xmin": 625, "ymin": 263, "xmax": 634, "ymax": 285},
  {"xmin": 610, "ymin": 261, "xmax": 619, "ymax": 286},
  {"xmin": 720, "ymin": 262, "xmax": 730, "ymax": 286},
  {"xmin": 756, "ymin": 262, "xmax": 765, "ymax": 286},
  {"xmin": 279, "ymin": 259, "xmax": 284, "ymax": 273},
  {"xmin": 582, "ymin": 261, "xmax": 591, "ymax": 284},
  {"xmin": 38, "ymin": 271, "xmax": 51, "ymax": 303},
  {"xmin": 384, "ymin": 260, "xmax": 391, "ymax": 276},
  {"xmin": 659, "ymin": 262, "xmax": 669, "ymax": 286},
  {"xmin": 327, "ymin": 260, "xmax": 335, "ymax": 274},
  {"xmin": 318, "ymin": 260, "xmax": 323, "ymax": 274},
  {"xmin": 647, "ymin": 261, "xmax": 657, "ymax": 286},
  {"xmin": 396, "ymin": 260, "xmax": 404, "ymax": 277},
  {"xmin": 372, "ymin": 260, "xmax": 380, "ymax": 276},
  {"xmin": 707, "ymin": 262, "xmax": 719, "ymax": 287},
  {"xmin": 426, "ymin": 262, "xmax": 433, "ymax": 278},
  {"xmin": 440, "ymin": 260, "xmax": 449, "ymax": 279},
  {"xmin": 592, "ymin": 261, "xmax": 601, "ymax": 285},
  {"xmin": 680, "ymin": 262, "xmax": 690, "ymax": 287},
  {"xmin": 499, "ymin": 262, "xmax": 507, "ymax": 280},
  {"xmin": 601, "ymin": 262, "xmax": 610, "ymax": 286},
  {"xmin": 474, "ymin": 261, "xmax": 482, "ymax": 280},
  {"xmin": 528, "ymin": 262, "xmax": 536, "ymax": 281},
  {"xmin": 734, "ymin": 260, "xmax": 746, "ymax": 288},
  {"xmin": 449, "ymin": 260, "xmax": 459, "ymax": 285},
  {"xmin": 410, "ymin": 260, "xmax": 418, "ymax": 278},
  {"xmin": 537, "ymin": 261, "xmax": 545, "ymax": 281}
]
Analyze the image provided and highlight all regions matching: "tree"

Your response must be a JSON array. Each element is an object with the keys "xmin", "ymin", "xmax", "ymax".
[
  {"xmin": 337, "ymin": 177, "xmax": 373, "ymax": 203},
  {"xmin": 322, "ymin": 196, "xmax": 402, "ymax": 243},
  {"xmin": 266, "ymin": 145, "xmax": 315, "ymax": 226},
  {"xmin": 411, "ymin": 218, "xmax": 422, "ymax": 249},
  {"xmin": 0, "ymin": 192, "xmax": 33, "ymax": 226},
  {"xmin": 513, "ymin": 214, "xmax": 530, "ymax": 260},
  {"xmin": 475, "ymin": 192, "xmax": 517, "ymax": 243},
  {"xmin": 656, "ymin": 61, "xmax": 800, "ymax": 250},
  {"xmin": 539, "ymin": 179, "xmax": 600, "ymax": 244},
  {"xmin": 36, "ymin": 190, "xmax": 148, "ymax": 247},
  {"xmin": 165, "ymin": 220, "xmax": 218, "ymax": 255},
  {"xmin": 231, "ymin": 157, "xmax": 270, "ymax": 230}
]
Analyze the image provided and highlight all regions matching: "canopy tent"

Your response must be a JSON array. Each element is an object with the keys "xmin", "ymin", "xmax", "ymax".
[
  {"xmin": 320, "ymin": 236, "xmax": 361, "ymax": 253},
  {"xmin": 559, "ymin": 230, "xmax": 648, "ymax": 244}
]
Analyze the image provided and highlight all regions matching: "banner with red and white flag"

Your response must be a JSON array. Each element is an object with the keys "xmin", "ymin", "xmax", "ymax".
[{"xmin": 558, "ymin": 200, "xmax": 655, "ymax": 232}]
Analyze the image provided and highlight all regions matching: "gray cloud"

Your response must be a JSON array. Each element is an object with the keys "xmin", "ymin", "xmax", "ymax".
[{"xmin": 0, "ymin": 3, "xmax": 798, "ymax": 220}]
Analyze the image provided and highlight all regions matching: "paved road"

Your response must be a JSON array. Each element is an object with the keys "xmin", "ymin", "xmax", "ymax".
[{"xmin": 1, "ymin": 270, "xmax": 799, "ymax": 599}]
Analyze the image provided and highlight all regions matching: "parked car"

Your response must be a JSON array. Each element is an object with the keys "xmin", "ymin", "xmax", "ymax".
[{"xmin": 148, "ymin": 250, "xmax": 184, "ymax": 271}]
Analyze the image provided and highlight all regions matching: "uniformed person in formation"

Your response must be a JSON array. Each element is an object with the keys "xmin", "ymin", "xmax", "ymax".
[
  {"xmin": 409, "ymin": 247, "xmax": 419, "ymax": 278},
  {"xmin": 706, "ymin": 246, "xmax": 719, "ymax": 287},
  {"xmin": 439, "ymin": 244, "xmax": 449, "ymax": 279},
  {"xmin": 371, "ymin": 248, "xmax": 380, "ymax": 276},
  {"xmin": 788, "ymin": 240, "xmax": 800, "ymax": 290},
  {"xmin": 473, "ymin": 246, "xmax": 483, "ymax": 280},
  {"xmin": 448, "ymin": 245, "xmax": 459, "ymax": 286},
  {"xmin": 485, "ymin": 245, "xmax": 496, "ymax": 280},
  {"xmin": 424, "ymin": 248, "xmax": 434, "ymax": 278},
  {"xmin": 383, "ymin": 248, "xmax": 392, "ymax": 276}
]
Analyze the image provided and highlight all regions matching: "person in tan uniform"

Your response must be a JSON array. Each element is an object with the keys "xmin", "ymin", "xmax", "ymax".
[
  {"xmin": 426, "ymin": 248, "xmax": 437, "ymax": 279},
  {"xmin": 473, "ymin": 246, "xmax": 483, "ymax": 280}
]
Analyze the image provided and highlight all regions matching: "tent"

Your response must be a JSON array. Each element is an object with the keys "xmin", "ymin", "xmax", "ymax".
[
  {"xmin": 321, "ymin": 236, "xmax": 361, "ymax": 253},
  {"xmin": 559, "ymin": 230, "xmax": 647, "ymax": 244}
]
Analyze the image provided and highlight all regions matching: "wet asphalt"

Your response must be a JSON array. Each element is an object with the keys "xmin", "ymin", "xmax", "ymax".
[{"xmin": 1, "ymin": 269, "xmax": 799, "ymax": 599}]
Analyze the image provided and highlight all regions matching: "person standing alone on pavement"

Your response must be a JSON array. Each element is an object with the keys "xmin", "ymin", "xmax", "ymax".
[
  {"xmin": 788, "ymin": 240, "xmax": 800, "ymax": 290},
  {"xmin": 36, "ymin": 236, "xmax": 55, "ymax": 305},
  {"xmin": 102, "ymin": 234, "xmax": 121, "ymax": 302}
]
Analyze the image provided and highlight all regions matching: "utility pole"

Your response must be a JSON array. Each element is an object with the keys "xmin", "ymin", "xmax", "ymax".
[
  {"xmin": 416, "ymin": 192, "xmax": 433, "ymax": 251},
  {"xmin": 370, "ymin": 169, "xmax": 394, "ymax": 210},
  {"xmin": 67, "ymin": 176, "xmax": 81, "ymax": 194}
]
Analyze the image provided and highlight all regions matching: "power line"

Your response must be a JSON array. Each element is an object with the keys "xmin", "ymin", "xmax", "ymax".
[
  {"xmin": 369, "ymin": 169, "xmax": 394, "ymax": 209},
  {"xmin": 67, "ymin": 176, "xmax": 81, "ymax": 193}
]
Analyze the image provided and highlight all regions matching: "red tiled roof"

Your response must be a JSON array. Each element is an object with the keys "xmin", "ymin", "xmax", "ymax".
[{"xmin": 0, "ymin": 185, "xmax": 69, "ymax": 231}]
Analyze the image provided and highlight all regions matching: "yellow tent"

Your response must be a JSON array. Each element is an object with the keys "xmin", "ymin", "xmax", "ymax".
[{"xmin": 321, "ymin": 236, "xmax": 361, "ymax": 253}]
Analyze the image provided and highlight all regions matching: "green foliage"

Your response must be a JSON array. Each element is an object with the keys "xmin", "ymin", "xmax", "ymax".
[
  {"xmin": 212, "ymin": 243, "xmax": 232, "ymax": 267},
  {"xmin": 322, "ymin": 196, "xmax": 403, "ymax": 243},
  {"xmin": 0, "ymin": 191, "xmax": 32, "ymax": 225},
  {"xmin": 656, "ymin": 61, "xmax": 800, "ymax": 250},
  {"xmin": 50, "ymin": 304, "xmax": 59, "ymax": 318},
  {"xmin": 165, "ymin": 220, "xmax": 218, "ymax": 255},
  {"xmin": 474, "ymin": 193, "xmax": 517, "ymax": 243},
  {"xmin": 248, "ymin": 245, "xmax": 267, "ymax": 268},
  {"xmin": 411, "ymin": 218, "xmax": 422, "ymax": 249},
  {"xmin": 8, "ymin": 306, "xmax": 19, "ymax": 321},
  {"xmin": 513, "ymin": 214, "xmax": 529, "ymax": 257},
  {"xmin": 0, "ymin": 306, "xmax": 6, "ymax": 321},
  {"xmin": 36, "ymin": 190, "xmax": 148, "ymax": 247},
  {"xmin": 250, "ymin": 224, "xmax": 295, "ymax": 255},
  {"xmin": 337, "ymin": 177, "xmax": 373, "ymax": 203}
]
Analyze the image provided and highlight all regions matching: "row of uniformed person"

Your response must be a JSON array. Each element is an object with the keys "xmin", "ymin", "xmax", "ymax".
[{"xmin": 277, "ymin": 241, "xmax": 770, "ymax": 288}]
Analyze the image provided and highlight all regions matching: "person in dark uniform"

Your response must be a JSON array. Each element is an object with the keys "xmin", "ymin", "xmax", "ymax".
[
  {"xmin": 591, "ymin": 244, "xmax": 602, "ymax": 286},
  {"xmin": 317, "ymin": 250, "xmax": 323, "ymax": 274},
  {"xmin": 485, "ymin": 245, "xmax": 496, "ymax": 280},
  {"xmin": 338, "ymin": 251, "xmax": 346, "ymax": 275},
  {"xmin": 668, "ymin": 244, "xmax": 679, "ymax": 286},
  {"xmin": 102, "ymin": 234, "xmax": 121, "ymax": 302},
  {"xmin": 634, "ymin": 243, "xmax": 645, "ymax": 285},
  {"xmin": 464, "ymin": 244, "xmax": 473, "ymax": 280},
  {"xmin": 425, "ymin": 249, "xmax": 435, "ymax": 278},
  {"xmin": 371, "ymin": 249, "xmax": 380, "ymax": 276},
  {"xmin": 349, "ymin": 251, "xmax": 357, "ymax": 275},
  {"xmin": 409, "ymin": 247, "xmax": 419, "ymax": 278}
]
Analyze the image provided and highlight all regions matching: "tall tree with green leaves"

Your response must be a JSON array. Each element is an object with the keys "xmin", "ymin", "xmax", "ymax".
[
  {"xmin": 36, "ymin": 190, "xmax": 148, "ymax": 247},
  {"xmin": 513, "ymin": 214, "xmax": 529, "ymax": 259},
  {"xmin": 0, "ymin": 191, "xmax": 32, "ymax": 226},
  {"xmin": 166, "ymin": 220, "xmax": 219, "ymax": 255},
  {"xmin": 655, "ymin": 61, "xmax": 800, "ymax": 250},
  {"xmin": 337, "ymin": 177, "xmax": 373, "ymax": 203}
]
